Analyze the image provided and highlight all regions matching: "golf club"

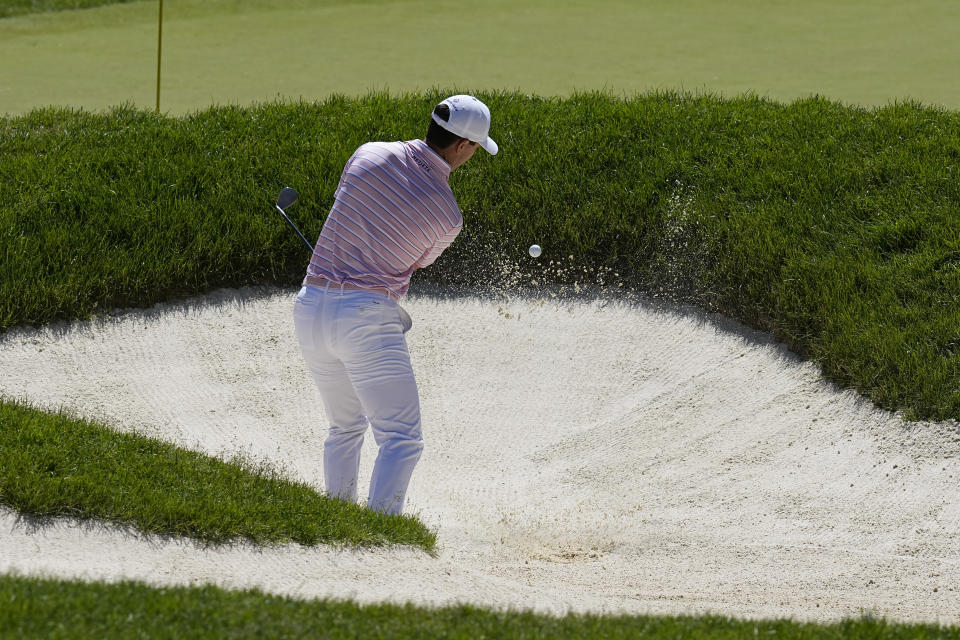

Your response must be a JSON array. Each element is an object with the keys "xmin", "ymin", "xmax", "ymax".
[
  {"xmin": 272, "ymin": 187, "xmax": 412, "ymax": 333},
  {"xmin": 275, "ymin": 187, "xmax": 311, "ymax": 252}
]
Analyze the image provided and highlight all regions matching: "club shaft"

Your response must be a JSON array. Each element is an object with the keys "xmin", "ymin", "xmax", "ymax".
[{"xmin": 276, "ymin": 205, "xmax": 314, "ymax": 253}]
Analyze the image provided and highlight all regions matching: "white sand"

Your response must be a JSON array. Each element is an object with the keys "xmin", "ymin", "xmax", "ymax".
[{"xmin": 2, "ymin": 286, "xmax": 959, "ymax": 624}]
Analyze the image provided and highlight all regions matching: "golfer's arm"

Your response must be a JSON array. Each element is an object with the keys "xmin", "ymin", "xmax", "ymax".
[{"xmin": 416, "ymin": 224, "xmax": 461, "ymax": 269}]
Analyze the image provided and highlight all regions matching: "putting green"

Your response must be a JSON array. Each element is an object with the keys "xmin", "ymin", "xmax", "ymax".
[{"xmin": 1, "ymin": 0, "xmax": 959, "ymax": 116}]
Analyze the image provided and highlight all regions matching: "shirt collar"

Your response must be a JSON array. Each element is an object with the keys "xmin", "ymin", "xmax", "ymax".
[{"xmin": 407, "ymin": 139, "xmax": 452, "ymax": 182}]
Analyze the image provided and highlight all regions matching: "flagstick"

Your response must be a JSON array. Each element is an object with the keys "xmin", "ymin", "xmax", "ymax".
[{"xmin": 156, "ymin": 0, "xmax": 164, "ymax": 113}]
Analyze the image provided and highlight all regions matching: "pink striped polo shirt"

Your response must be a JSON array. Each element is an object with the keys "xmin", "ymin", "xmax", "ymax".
[{"xmin": 304, "ymin": 139, "xmax": 462, "ymax": 298}]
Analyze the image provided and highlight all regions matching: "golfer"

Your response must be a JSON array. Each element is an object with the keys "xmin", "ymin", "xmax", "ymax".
[{"xmin": 294, "ymin": 95, "xmax": 498, "ymax": 515}]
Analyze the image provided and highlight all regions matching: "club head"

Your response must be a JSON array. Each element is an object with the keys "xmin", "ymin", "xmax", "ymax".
[{"xmin": 276, "ymin": 186, "xmax": 299, "ymax": 211}]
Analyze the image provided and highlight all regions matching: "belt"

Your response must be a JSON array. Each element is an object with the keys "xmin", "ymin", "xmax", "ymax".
[{"xmin": 304, "ymin": 274, "xmax": 399, "ymax": 300}]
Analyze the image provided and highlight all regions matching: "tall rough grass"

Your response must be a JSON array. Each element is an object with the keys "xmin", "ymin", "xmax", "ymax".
[
  {"xmin": 0, "ymin": 398, "xmax": 437, "ymax": 549},
  {"xmin": 4, "ymin": 574, "xmax": 959, "ymax": 640},
  {"xmin": 1, "ymin": 92, "xmax": 958, "ymax": 420}
]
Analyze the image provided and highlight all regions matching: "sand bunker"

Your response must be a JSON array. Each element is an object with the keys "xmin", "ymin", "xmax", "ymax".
[{"xmin": 2, "ymin": 286, "xmax": 959, "ymax": 623}]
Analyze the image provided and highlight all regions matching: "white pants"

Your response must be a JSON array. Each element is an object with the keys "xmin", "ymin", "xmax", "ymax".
[{"xmin": 293, "ymin": 284, "xmax": 423, "ymax": 515}]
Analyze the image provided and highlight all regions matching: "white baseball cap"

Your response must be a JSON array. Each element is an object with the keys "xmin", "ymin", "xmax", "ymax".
[{"xmin": 432, "ymin": 94, "xmax": 499, "ymax": 155}]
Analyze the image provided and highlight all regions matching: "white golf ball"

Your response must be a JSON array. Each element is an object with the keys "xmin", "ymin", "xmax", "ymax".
[{"xmin": 528, "ymin": 244, "xmax": 542, "ymax": 258}]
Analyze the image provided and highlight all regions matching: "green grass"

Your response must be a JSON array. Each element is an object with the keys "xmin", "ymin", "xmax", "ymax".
[
  {"xmin": 2, "ymin": 93, "xmax": 958, "ymax": 421},
  {"xmin": 0, "ymin": 0, "xmax": 140, "ymax": 19},
  {"xmin": 2, "ymin": 574, "xmax": 958, "ymax": 640},
  {"xmin": 0, "ymin": 398, "xmax": 436, "ymax": 550},
  {"xmin": 2, "ymin": 0, "xmax": 960, "ymax": 116}
]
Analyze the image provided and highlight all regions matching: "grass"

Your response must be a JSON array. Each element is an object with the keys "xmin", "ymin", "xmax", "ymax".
[
  {"xmin": 0, "ymin": 0, "xmax": 140, "ymax": 19},
  {"xmin": 2, "ymin": 0, "xmax": 960, "ymax": 116},
  {"xmin": 2, "ymin": 93, "xmax": 958, "ymax": 421},
  {"xmin": 0, "ymin": 398, "xmax": 436, "ymax": 550},
  {"xmin": 2, "ymin": 574, "xmax": 959, "ymax": 640}
]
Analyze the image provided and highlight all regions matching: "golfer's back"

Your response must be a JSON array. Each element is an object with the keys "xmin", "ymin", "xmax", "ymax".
[{"xmin": 306, "ymin": 140, "xmax": 462, "ymax": 297}]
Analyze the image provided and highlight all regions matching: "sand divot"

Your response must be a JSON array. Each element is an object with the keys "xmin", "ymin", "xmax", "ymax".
[{"xmin": 2, "ymin": 285, "xmax": 959, "ymax": 623}]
